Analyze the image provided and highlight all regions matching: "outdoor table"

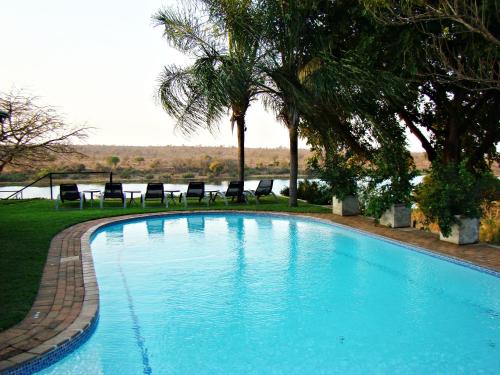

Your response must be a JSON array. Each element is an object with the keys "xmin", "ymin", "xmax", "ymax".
[
  {"xmin": 164, "ymin": 190, "xmax": 180, "ymax": 205},
  {"xmin": 124, "ymin": 190, "xmax": 141, "ymax": 206},
  {"xmin": 83, "ymin": 190, "xmax": 100, "ymax": 207},
  {"xmin": 205, "ymin": 190, "xmax": 220, "ymax": 203}
]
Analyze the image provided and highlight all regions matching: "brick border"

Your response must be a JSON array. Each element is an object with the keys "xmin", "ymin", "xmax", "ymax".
[
  {"xmin": 0, "ymin": 213, "xmax": 170, "ymax": 374},
  {"xmin": 0, "ymin": 211, "xmax": 498, "ymax": 373}
]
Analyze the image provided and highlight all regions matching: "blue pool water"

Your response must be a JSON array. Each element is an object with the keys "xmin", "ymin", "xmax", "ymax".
[{"xmin": 38, "ymin": 213, "xmax": 499, "ymax": 374}]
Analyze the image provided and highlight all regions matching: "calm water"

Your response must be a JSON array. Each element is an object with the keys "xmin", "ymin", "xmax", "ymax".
[{"xmin": 38, "ymin": 213, "xmax": 499, "ymax": 374}]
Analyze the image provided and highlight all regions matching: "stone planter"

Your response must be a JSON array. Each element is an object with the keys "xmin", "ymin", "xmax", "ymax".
[
  {"xmin": 332, "ymin": 196, "xmax": 359, "ymax": 216},
  {"xmin": 379, "ymin": 203, "xmax": 411, "ymax": 228},
  {"xmin": 439, "ymin": 216, "xmax": 479, "ymax": 245}
]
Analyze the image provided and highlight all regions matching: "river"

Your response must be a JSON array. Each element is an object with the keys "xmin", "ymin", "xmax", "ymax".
[
  {"xmin": 0, "ymin": 179, "xmax": 294, "ymax": 199},
  {"xmin": 0, "ymin": 176, "xmax": 426, "ymax": 200}
]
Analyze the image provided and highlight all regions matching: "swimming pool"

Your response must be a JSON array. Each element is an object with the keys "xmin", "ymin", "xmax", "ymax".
[{"xmin": 38, "ymin": 213, "xmax": 499, "ymax": 374}]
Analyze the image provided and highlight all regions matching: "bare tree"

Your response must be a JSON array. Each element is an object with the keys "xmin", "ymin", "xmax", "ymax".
[{"xmin": 0, "ymin": 92, "xmax": 89, "ymax": 173}]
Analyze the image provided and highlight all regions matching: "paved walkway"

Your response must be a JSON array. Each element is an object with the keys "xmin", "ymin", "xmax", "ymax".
[{"xmin": 0, "ymin": 211, "xmax": 498, "ymax": 372}]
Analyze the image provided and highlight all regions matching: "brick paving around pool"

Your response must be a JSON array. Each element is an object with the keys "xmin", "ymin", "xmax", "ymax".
[{"xmin": 0, "ymin": 211, "xmax": 498, "ymax": 373}]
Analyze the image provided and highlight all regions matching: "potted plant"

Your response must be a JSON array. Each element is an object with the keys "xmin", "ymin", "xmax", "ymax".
[
  {"xmin": 414, "ymin": 160, "xmax": 496, "ymax": 244},
  {"xmin": 362, "ymin": 144, "xmax": 417, "ymax": 228},
  {"xmin": 308, "ymin": 146, "xmax": 364, "ymax": 216}
]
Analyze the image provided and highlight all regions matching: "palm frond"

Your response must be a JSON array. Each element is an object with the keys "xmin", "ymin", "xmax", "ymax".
[{"xmin": 153, "ymin": 6, "xmax": 225, "ymax": 57}]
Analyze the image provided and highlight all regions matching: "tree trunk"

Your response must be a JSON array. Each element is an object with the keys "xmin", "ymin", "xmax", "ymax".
[
  {"xmin": 236, "ymin": 116, "xmax": 245, "ymax": 182},
  {"xmin": 288, "ymin": 118, "xmax": 298, "ymax": 207},
  {"xmin": 444, "ymin": 113, "xmax": 461, "ymax": 165}
]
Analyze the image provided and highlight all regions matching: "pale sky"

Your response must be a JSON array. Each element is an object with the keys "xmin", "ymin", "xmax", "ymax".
[{"xmin": 1, "ymin": 0, "xmax": 423, "ymax": 151}]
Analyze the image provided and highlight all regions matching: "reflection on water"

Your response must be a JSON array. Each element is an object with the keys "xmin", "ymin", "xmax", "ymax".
[
  {"xmin": 146, "ymin": 219, "xmax": 165, "ymax": 237},
  {"xmin": 105, "ymin": 224, "xmax": 124, "ymax": 244},
  {"xmin": 186, "ymin": 215, "xmax": 206, "ymax": 233}
]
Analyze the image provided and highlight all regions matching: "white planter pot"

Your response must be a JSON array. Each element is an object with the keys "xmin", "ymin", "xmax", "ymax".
[
  {"xmin": 379, "ymin": 203, "xmax": 411, "ymax": 228},
  {"xmin": 332, "ymin": 196, "xmax": 359, "ymax": 216},
  {"xmin": 439, "ymin": 216, "xmax": 479, "ymax": 245}
]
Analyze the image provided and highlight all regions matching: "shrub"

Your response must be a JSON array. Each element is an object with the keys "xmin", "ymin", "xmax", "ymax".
[
  {"xmin": 119, "ymin": 168, "xmax": 138, "ymax": 179},
  {"xmin": 0, "ymin": 172, "xmax": 28, "ymax": 182},
  {"xmin": 297, "ymin": 180, "xmax": 331, "ymax": 204},
  {"xmin": 209, "ymin": 161, "xmax": 224, "ymax": 177},
  {"xmin": 414, "ymin": 159, "xmax": 497, "ymax": 236},
  {"xmin": 362, "ymin": 142, "xmax": 417, "ymax": 220},
  {"xmin": 308, "ymin": 146, "xmax": 365, "ymax": 200},
  {"xmin": 281, "ymin": 180, "xmax": 331, "ymax": 205}
]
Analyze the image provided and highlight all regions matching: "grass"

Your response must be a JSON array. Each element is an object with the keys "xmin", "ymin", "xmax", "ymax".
[{"xmin": 0, "ymin": 197, "xmax": 329, "ymax": 331}]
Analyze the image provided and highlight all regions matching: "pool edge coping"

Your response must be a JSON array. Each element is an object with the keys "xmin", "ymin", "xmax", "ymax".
[{"xmin": 0, "ymin": 210, "xmax": 498, "ymax": 373}]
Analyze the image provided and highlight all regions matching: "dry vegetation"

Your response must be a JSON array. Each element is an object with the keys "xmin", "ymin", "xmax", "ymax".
[
  {"xmin": 412, "ymin": 202, "xmax": 500, "ymax": 245},
  {"xmin": 1, "ymin": 145, "xmax": 497, "ymax": 183},
  {"xmin": 0, "ymin": 145, "xmax": 312, "ymax": 182}
]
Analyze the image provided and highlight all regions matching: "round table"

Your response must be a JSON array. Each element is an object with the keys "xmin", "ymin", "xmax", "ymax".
[
  {"xmin": 205, "ymin": 190, "xmax": 220, "ymax": 203},
  {"xmin": 164, "ymin": 190, "xmax": 181, "ymax": 205},
  {"xmin": 124, "ymin": 190, "xmax": 141, "ymax": 206},
  {"xmin": 83, "ymin": 190, "xmax": 100, "ymax": 207}
]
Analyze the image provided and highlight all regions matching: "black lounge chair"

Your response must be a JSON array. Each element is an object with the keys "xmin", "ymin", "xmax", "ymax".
[
  {"xmin": 100, "ymin": 182, "xmax": 126, "ymax": 208},
  {"xmin": 56, "ymin": 184, "xmax": 84, "ymax": 209},
  {"xmin": 246, "ymin": 179, "xmax": 277, "ymax": 204},
  {"xmin": 142, "ymin": 183, "xmax": 167, "ymax": 208},
  {"xmin": 180, "ymin": 181, "xmax": 208, "ymax": 207},
  {"xmin": 215, "ymin": 181, "xmax": 248, "ymax": 205}
]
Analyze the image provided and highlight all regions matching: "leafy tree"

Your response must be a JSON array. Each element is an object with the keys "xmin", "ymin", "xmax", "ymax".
[
  {"xmin": 107, "ymin": 156, "xmax": 120, "ymax": 168},
  {"xmin": 359, "ymin": 0, "xmax": 499, "ymax": 169},
  {"xmin": 364, "ymin": 0, "xmax": 500, "ymax": 90},
  {"xmin": 255, "ymin": 0, "xmax": 413, "ymax": 207},
  {"xmin": 208, "ymin": 160, "xmax": 224, "ymax": 176},
  {"xmin": 0, "ymin": 92, "xmax": 88, "ymax": 173},
  {"xmin": 308, "ymin": 141, "xmax": 366, "ymax": 201}
]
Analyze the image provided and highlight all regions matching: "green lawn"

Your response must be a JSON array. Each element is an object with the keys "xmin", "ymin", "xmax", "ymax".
[{"xmin": 0, "ymin": 197, "xmax": 329, "ymax": 331}]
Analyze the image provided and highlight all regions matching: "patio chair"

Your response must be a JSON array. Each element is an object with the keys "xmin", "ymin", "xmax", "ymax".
[
  {"xmin": 245, "ymin": 179, "xmax": 277, "ymax": 204},
  {"xmin": 100, "ymin": 182, "xmax": 126, "ymax": 208},
  {"xmin": 56, "ymin": 184, "xmax": 84, "ymax": 210},
  {"xmin": 215, "ymin": 181, "xmax": 248, "ymax": 205},
  {"xmin": 142, "ymin": 183, "xmax": 168, "ymax": 208},
  {"xmin": 180, "ymin": 181, "xmax": 208, "ymax": 207}
]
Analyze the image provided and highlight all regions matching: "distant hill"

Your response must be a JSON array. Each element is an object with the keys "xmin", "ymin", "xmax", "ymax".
[
  {"xmin": 72, "ymin": 144, "xmax": 312, "ymax": 171},
  {"xmin": 2, "ymin": 144, "xmax": 497, "ymax": 183},
  {"xmin": 69, "ymin": 145, "xmax": 433, "ymax": 170}
]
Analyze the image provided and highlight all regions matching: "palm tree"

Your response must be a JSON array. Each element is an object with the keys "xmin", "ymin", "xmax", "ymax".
[
  {"xmin": 254, "ymin": 0, "xmax": 322, "ymax": 207},
  {"xmin": 255, "ymin": 0, "xmax": 409, "ymax": 208},
  {"xmin": 154, "ymin": 1, "xmax": 262, "ymax": 184}
]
